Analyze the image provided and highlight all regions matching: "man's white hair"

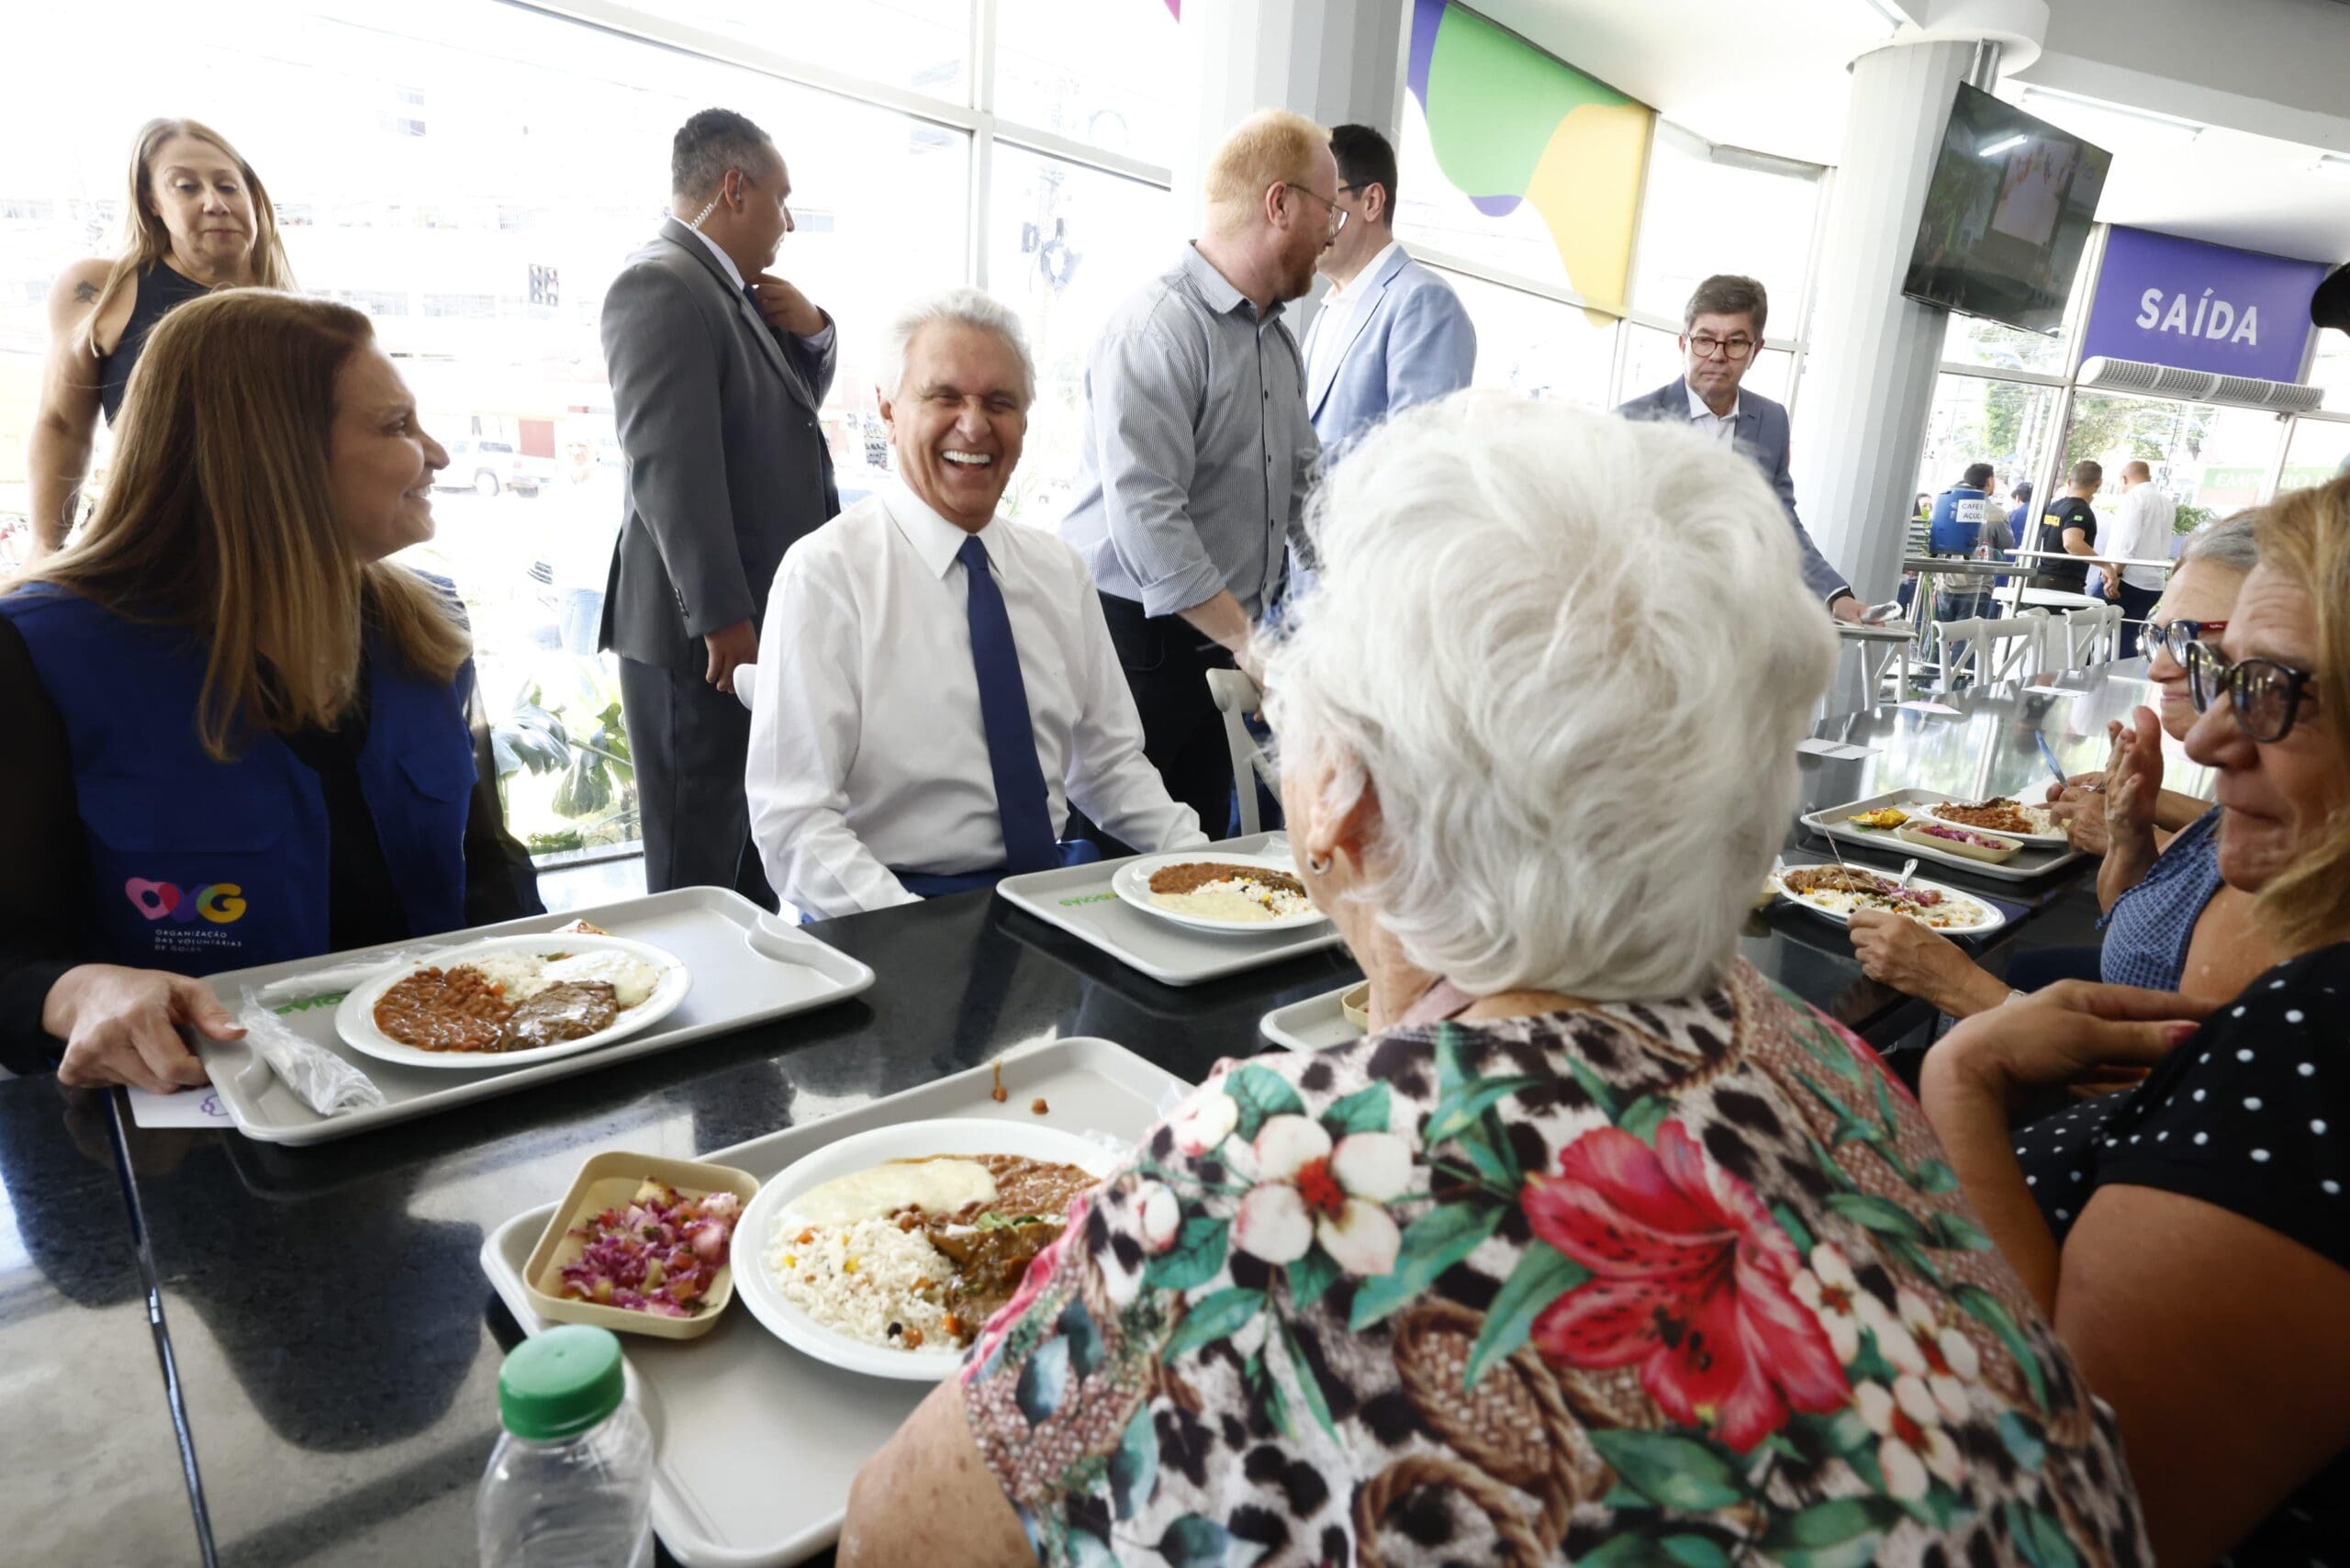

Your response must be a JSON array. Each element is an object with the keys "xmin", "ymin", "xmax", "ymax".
[
  {"xmin": 880, "ymin": 286, "xmax": 1035, "ymax": 406},
  {"xmin": 1264, "ymin": 395, "xmax": 1840, "ymax": 1002}
]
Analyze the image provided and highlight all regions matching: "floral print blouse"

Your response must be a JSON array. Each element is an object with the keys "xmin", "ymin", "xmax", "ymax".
[{"xmin": 961, "ymin": 959, "xmax": 2150, "ymax": 1566}]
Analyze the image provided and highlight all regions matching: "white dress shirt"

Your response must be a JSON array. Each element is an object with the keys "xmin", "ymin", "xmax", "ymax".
[
  {"xmin": 746, "ymin": 482, "xmax": 1208, "ymax": 917},
  {"xmin": 1685, "ymin": 380, "xmax": 1741, "ymax": 443},
  {"xmin": 679, "ymin": 221, "xmax": 836, "ymax": 353},
  {"xmin": 1306, "ymin": 240, "xmax": 1402, "ymax": 395},
  {"xmin": 2111, "ymin": 484, "xmax": 2177, "ymax": 590}
]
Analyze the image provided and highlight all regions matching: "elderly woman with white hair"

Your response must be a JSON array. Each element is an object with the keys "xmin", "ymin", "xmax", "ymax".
[
  {"xmin": 744, "ymin": 285, "xmax": 1205, "ymax": 918},
  {"xmin": 839, "ymin": 398, "xmax": 2151, "ymax": 1566}
]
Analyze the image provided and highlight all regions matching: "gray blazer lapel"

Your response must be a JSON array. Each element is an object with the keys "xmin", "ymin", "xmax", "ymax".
[
  {"xmin": 1733, "ymin": 401, "xmax": 1764, "ymax": 456},
  {"xmin": 1309, "ymin": 248, "xmax": 1409, "ymax": 415},
  {"xmin": 658, "ymin": 218, "xmax": 817, "ymax": 411}
]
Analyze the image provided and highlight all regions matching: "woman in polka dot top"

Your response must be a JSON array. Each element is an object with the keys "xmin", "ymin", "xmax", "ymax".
[{"xmin": 1920, "ymin": 476, "xmax": 2350, "ymax": 1567}]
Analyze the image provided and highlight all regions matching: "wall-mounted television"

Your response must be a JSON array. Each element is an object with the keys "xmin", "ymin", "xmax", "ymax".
[{"xmin": 1902, "ymin": 84, "xmax": 2110, "ymax": 336}]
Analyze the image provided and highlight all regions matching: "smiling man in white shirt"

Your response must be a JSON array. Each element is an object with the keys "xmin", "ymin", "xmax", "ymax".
[{"xmin": 745, "ymin": 288, "xmax": 1208, "ymax": 917}]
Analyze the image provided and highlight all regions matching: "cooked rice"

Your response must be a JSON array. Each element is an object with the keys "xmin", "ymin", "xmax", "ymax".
[
  {"xmin": 766, "ymin": 1210, "xmax": 957, "ymax": 1351},
  {"xmin": 466, "ymin": 952, "xmax": 555, "ymax": 1003}
]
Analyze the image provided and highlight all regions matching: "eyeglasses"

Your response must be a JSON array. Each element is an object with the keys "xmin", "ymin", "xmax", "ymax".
[
  {"xmin": 1687, "ymin": 333, "xmax": 1756, "ymax": 362},
  {"xmin": 2185, "ymin": 639, "xmax": 2318, "ymax": 743},
  {"xmin": 2146, "ymin": 616, "xmax": 2226, "ymax": 664},
  {"xmin": 1282, "ymin": 183, "xmax": 1349, "ymax": 238}
]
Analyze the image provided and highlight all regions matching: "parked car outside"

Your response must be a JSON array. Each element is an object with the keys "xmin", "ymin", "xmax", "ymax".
[{"xmin": 437, "ymin": 438, "xmax": 554, "ymax": 498}]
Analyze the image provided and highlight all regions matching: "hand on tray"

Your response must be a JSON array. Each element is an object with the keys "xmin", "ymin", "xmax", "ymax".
[{"xmin": 44, "ymin": 964, "xmax": 244, "ymax": 1092}]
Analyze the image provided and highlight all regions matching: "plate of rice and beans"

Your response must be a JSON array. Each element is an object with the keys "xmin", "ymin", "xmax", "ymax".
[
  {"xmin": 1922, "ymin": 796, "xmax": 2068, "ymax": 845},
  {"xmin": 1110, "ymin": 852, "xmax": 1328, "ymax": 934},
  {"xmin": 335, "ymin": 931, "xmax": 691, "ymax": 1069},
  {"xmin": 1771, "ymin": 864, "xmax": 2005, "ymax": 936},
  {"xmin": 730, "ymin": 1118, "xmax": 1115, "ymax": 1381}
]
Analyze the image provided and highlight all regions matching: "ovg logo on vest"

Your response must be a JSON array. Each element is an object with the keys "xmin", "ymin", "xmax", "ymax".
[{"xmin": 125, "ymin": 877, "xmax": 247, "ymax": 925}]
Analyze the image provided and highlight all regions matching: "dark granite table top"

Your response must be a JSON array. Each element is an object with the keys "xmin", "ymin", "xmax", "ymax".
[{"xmin": 0, "ymin": 662, "xmax": 2183, "ymax": 1565}]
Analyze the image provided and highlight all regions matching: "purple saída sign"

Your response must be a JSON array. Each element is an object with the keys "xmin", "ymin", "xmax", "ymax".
[{"xmin": 2081, "ymin": 226, "xmax": 2326, "ymax": 383}]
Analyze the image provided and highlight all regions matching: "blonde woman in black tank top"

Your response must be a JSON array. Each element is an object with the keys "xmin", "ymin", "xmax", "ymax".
[{"xmin": 23, "ymin": 118, "xmax": 294, "ymax": 563}]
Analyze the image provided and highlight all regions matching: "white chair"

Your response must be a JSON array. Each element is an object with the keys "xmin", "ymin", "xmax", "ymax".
[
  {"xmin": 2044, "ymin": 602, "xmax": 2121, "ymax": 670},
  {"xmin": 1205, "ymin": 667, "xmax": 1273, "ymax": 837},
  {"xmin": 1932, "ymin": 610, "xmax": 2047, "ymax": 692}
]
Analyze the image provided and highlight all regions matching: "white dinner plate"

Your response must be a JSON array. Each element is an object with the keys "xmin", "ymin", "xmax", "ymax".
[
  {"xmin": 1771, "ymin": 870, "xmax": 2007, "ymax": 937},
  {"xmin": 1109, "ymin": 851, "xmax": 1330, "ymax": 935},
  {"xmin": 730, "ymin": 1117, "xmax": 1119, "ymax": 1382},
  {"xmin": 334, "ymin": 933, "xmax": 691, "ymax": 1070},
  {"xmin": 1918, "ymin": 800, "xmax": 2071, "ymax": 846}
]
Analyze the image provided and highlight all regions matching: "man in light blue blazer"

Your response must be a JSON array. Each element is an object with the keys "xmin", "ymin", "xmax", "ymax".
[
  {"xmin": 1300, "ymin": 125, "xmax": 1477, "ymax": 463},
  {"xmin": 1615, "ymin": 274, "xmax": 1865, "ymax": 622}
]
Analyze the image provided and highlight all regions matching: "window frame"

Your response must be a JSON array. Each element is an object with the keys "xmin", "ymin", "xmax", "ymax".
[{"xmin": 508, "ymin": 0, "xmax": 1181, "ymax": 281}]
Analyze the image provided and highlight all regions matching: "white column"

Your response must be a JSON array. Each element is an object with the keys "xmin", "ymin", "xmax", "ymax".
[
  {"xmin": 1792, "ymin": 0, "xmax": 2049, "ymax": 606},
  {"xmin": 1790, "ymin": 37, "xmax": 1981, "ymax": 608},
  {"xmin": 1177, "ymin": 0, "xmax": 1409, "ymax": 231}
]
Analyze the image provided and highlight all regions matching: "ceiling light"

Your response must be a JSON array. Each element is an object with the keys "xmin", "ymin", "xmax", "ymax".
[
  {"xmin": 1976, "ymin": 133, "xmax": 2030, "ymax": 158},
  {"xmin": 1856, "ymin": 0, "xmax": 1906, "ymax": 36},
  {"xmin": 2317, "ymin": 154, "xmax": 2350, "ymax": 181},
  {"xmin": 2018, "ymin": 85, "xmax": 2204, "ymax": 147}
]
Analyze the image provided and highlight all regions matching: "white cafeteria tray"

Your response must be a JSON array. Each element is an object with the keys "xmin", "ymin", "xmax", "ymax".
[
  {"xmin": 1800, "ymin": 788, "xmax": 2085, "ymax": 882},
  {"xmin": 1260, "ymin": 982, "xmax": 1367, "ymax": 1053},
  {"xmin": 994, "ymin": 833, "xmax": 1346, "ymax": 985},
  {"xmin": 194, "ymin": 889, "xmax": 874, "ymax": 1146},
  {"xmin": 479, "ymin": 1034, "xmax": 1190, "ymax": 1568}
]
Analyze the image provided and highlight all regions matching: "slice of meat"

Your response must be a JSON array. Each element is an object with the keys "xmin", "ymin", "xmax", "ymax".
[
  {"xmin": 1147, "ymin": 860, "xmax": 1306, "ymax": 897},
  {"xmin": 498, "ymin": 980, "xmax": 621, "ymax": 1051}
]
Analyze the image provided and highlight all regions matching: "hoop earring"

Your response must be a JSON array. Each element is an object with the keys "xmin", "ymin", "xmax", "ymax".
[{"xmin": 1307, "ymin": 854, "xmax": 1332, "ymax": 874}]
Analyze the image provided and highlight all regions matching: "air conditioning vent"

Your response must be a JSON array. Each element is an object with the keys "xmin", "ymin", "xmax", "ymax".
[{"xmin": 2076, "ymin": 355, "xmax": 2323, "ymax": 412}]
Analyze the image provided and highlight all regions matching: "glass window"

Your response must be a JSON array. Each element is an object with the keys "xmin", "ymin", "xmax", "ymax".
[
  {"xmin": 1628, "ymin": 126, "xmax": 1821, "ymax": 328},
  {"xmin": 993, "ymin": 0, "xmax": 1182, "ymax": 163},
  {"xmin": 0, "ymin": 0, "xmax": 969, "ymax": 851},
  {"xmin": 1433, "ymin": 269, "xmax": 1615, "ymax": 408},
  {"xmin": 1618, "ymin": 324, "xmax": 1682, "ymax": 405},
  {"xmin": 2063, "ymin": 394, "xmax": 2288, "ymax": 532},
  {"xmin": 1936, "ymin": 254, "xmax": 2092, "ymax": 376},
  {"xmin": 986, "ymin": 145, "xmax": 1178, "ymax": 525},
  {"xmin": 657, "ymin": 0, "xmax": 973, "ymax": 106},
  {"xmin": 2309, "ymin": 330, "xmax": 2350, "ymax": 415},
  {"xmin": 2281, "ymin": 417, "xmax": 2350, "ymax": 491},
  {"xmin": 1911, "ymin": 374, "xmax": 2064, "ymax": 528}
]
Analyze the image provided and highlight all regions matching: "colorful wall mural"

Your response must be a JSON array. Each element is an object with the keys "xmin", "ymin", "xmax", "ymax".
[{"xmin": 1405, "ymin": 0, "xmax": 1653, "ymax": 315}]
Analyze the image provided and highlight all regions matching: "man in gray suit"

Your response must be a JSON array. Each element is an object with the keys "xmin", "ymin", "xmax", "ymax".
[
  {"xmin": 600, "ymin": 108, "xmax": 838, "ymax": 903},
  {"xmin": 1615, "ymin": 274, "xmax": 1866, "ymax": 622}
]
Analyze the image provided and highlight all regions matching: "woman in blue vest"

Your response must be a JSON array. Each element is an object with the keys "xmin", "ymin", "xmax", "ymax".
[{"xmin": 0, "ymin": 290, "xmax": 541, "ymax": 1091}]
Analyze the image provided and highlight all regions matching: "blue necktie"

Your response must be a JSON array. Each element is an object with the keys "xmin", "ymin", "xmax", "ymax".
[{"xmin": 958, "ymin": 534, "xmax": 1057, "ymax": 872}]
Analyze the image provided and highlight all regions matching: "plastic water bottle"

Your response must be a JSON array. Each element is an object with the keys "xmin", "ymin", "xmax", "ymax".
[{"xmin": 478, "ymin": 1326, "xmax": 655, "ymax": 1568}]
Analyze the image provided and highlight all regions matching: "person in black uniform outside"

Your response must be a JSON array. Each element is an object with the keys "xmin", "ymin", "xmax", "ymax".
[
  {"xmin": 24, "ymin": 118, "xmax": 295, "ymax": 562},
  {"xmin": 2031, "ymin": 458, "xmax": 2104, "ymax": 593}
]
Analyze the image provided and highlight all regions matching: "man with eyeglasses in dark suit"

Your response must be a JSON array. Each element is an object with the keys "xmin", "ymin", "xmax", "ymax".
[{"xmin": 1616, "ymin": 274, "xmax": 1866, "ymax": 623}]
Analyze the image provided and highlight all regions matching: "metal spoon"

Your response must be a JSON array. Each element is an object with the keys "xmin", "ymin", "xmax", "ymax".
[{"xmin": 1894, "ymin": 857, "xmax": 1919, "ymax": 891}]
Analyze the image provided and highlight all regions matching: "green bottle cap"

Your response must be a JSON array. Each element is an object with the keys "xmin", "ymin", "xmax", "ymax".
[{"xmin": 498, "ymin": 1325, "xmax": 626, "ymax": 1441}]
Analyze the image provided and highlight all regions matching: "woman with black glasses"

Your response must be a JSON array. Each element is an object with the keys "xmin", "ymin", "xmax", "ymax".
[
  {"xmin": 1849, "ymin": 514, "xmax": 2277, "ymax": 1014},
  {"xmin": 1918, "ymin": 475, "xmax": 2350, "ymax": 1565}
]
